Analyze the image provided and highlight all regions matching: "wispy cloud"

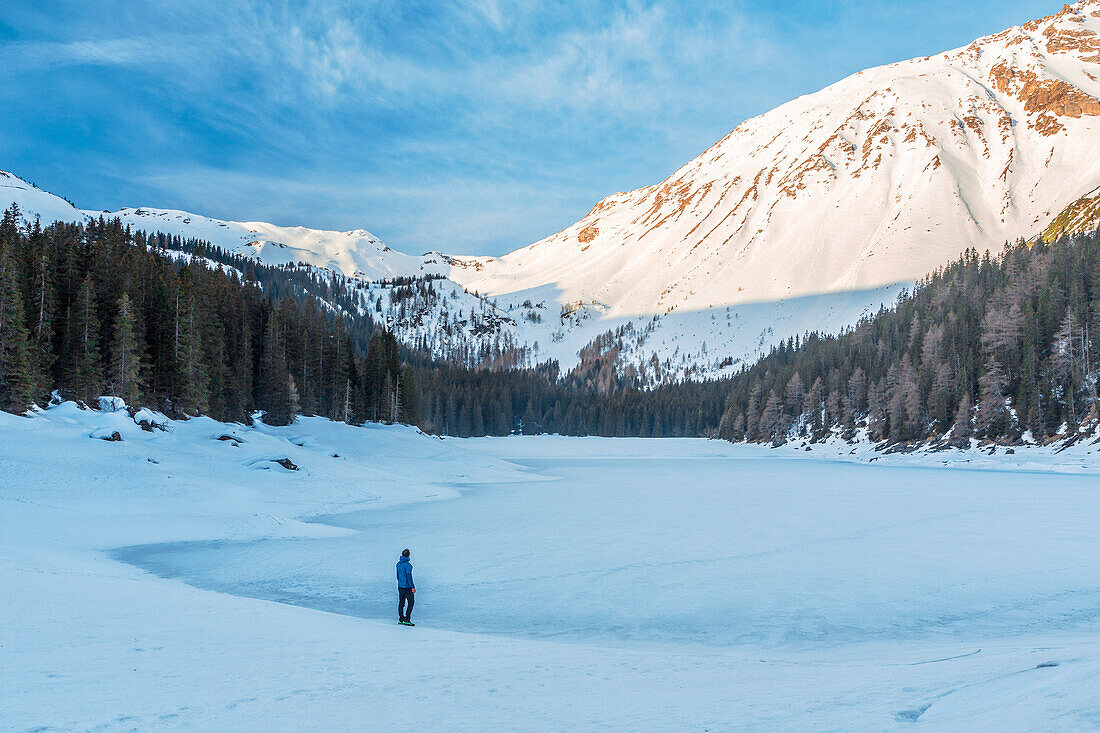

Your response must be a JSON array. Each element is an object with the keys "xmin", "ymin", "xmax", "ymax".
[{"xmin": 4, "ymin": 36, "xmax": 197, "ymax": 71}]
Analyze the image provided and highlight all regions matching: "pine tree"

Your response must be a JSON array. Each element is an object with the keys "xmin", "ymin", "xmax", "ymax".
[
  {"xmin": 65, "ymin": 275, "xmax": 103, "ymax": 404},
  {"xmin": 258, "ymin": 314, "xmax": 294, "ymax": 425},
  {"xmin": 952, "ymin": 392, "xmax": 974, "ymax": 447},
  {"xmin": 342, "ymin": 378, "xmax": 353, "ymax": 423},
  {"xmin": 758, "ymin": 390, "xmax": 783, "ymax": 444},
  {"xmin": 471, "ymin": 401, "xmax": 485, "ymax": 437},
  {"xmin": 329, "ymin": 316, "xmax": 350, "ymax": 419},
  {"xmin": 390, "ymin": 369, "xmax": 401, "ymax": 423},
  {"xmin": 802, "ymin": 377, "xmax": 825, "ymax": 434},
  {"xmin": 785, "ymin": 373, "xmax": 804, "ymax": 418},
  {"xmin": 1052, "ymin": 308, "xmax": 1087, "ymax": 426},
  {"xmin": 1, "ymin": 204, "xmax": 22, "ymax": 240},
  {"xmin": 745, "ymin": 383, "xmax": 762, "ymax": 440},
  {"xmin": 520, "ymin": 396, "xmax": 539, "ymax": 435},
  {"xmin": 108, "ymin": 293, "xmax": 144, "ymax": 406},
  {"xmin": 28, "ymin": 246, "xmax": 54, "ymax": 398},
  {"xmin": 224, "ymin": 301, "xmax": 254, "ymax": 423},
  {"xmin": 0, "ymin": 241, "xmax": 34, "ymax": 410},
  {"xmin": 381, "ymin": 370, "xmax": 394, "ymax": 423},
  {"xmin": 976, "ymin": 357, "xmax": 1010, "ymax": 437},
  {"xmin": 175, "ymin": 285, "xmax": 209, "ymax": 414},
  {"xmin": 400, "ymin": 365, "xmax": 419, "ymax": 424}
]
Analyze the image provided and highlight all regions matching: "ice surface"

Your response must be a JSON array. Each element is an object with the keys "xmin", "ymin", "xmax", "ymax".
[{"xmin": 118, "ymin": 453, "xmax": 1100, "ymax": 650}]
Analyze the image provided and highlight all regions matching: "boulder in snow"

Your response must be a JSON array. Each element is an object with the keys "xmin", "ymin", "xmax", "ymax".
[
  {"xmin": 133, "ymin": 408, "xmax": 168, "ymax": 432},
  {"xmin": 98, "ymin": 396, "xmax": 127, "ymax": 413}
]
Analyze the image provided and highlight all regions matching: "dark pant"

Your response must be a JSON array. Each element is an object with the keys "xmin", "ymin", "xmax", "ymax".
[{"xmin": 398, "ymin": 587, "xmax": 414, "ymax": 621}]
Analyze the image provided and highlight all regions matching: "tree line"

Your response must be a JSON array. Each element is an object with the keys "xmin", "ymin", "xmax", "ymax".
[
  {"xmin": 17, "ymin": 203, "xmax": 1100, "ymax": 446},
  {"xmin": 0, "ymin": 206, "xmax": 415, "ymax": 425},
  {"xmin": 414, "ymin": 362, "xmax": 730, "ymax": 437},
  {"xmin": 718, "ymin": 232, "xmax": 1100, "ymax": 446}
]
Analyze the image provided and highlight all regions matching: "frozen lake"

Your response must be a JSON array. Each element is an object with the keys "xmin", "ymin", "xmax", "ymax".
[
  {"xmin": 10, "ymin": 407, "xmax": 1100, "ymax": 730},
  {"xmin": 117, "ymin": 439, "xmax": 1100, "ymax": 652}
]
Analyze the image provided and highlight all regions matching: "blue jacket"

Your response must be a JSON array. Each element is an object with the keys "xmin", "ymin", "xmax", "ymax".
[{"xmin": 397, "ymin": 556, "xmax": 414, "ymax": 589}]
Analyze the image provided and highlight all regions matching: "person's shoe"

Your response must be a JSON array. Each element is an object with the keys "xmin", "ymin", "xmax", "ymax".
[{"xmin": 399, "ymin": 620, "xmax": 415, "ymax": 626}]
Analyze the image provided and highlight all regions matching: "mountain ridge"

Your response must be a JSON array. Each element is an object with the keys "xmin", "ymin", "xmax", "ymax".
[{"xmin": 453, "ymin": 0, "xmax": 1100, "ymax": 317}]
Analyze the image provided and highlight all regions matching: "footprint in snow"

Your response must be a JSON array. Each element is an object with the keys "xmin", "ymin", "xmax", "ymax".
[{"xmin": 894, "ymin": 702, "xmax": 932, "ymax": 722}]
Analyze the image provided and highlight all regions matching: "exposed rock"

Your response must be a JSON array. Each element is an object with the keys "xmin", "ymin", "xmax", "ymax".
[
  {"xmin": 275, "ymin": 458, "xmax": 298, "ymax": 471},
  {"xmin": 1043, "ymin": 7, "xmax": 1100, "ymax": 60},
  {"xmin": 990, "ymin": 61, "xmax": 1100, "ymax": 132}
]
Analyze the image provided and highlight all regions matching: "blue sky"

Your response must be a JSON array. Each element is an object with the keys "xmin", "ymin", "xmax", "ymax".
[{"xmin": 0, "ymin": 0, "xmax": 1055, "ymax": 256}]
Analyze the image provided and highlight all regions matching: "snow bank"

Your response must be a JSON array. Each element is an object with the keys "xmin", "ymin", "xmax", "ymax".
[
  {"xmin": 0, "ymin": 402, "xmax": 530, "ymax": 551},
  {"xmin": 760, "ymin": 427, "xmax": 1100, "ymax": 476}
]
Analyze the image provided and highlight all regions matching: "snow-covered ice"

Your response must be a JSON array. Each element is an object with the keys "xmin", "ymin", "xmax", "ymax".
[{"xmin": 4, "ymin": 405, "xmax": 1100, "ymax": 730}]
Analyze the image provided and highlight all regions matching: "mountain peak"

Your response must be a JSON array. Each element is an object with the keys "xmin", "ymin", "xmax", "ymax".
[
  {"xmin": 448, "ymin": 1, "xmax": 1100, "ymax": 321},
  {"xmin": 344, "ymin": 228, "xmax": 379, "ymax": 240}
]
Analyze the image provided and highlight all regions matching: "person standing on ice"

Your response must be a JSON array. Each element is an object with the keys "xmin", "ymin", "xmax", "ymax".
[{"xmin": 397, "ymin": 549, "xmax": 415, "ymax": 626}]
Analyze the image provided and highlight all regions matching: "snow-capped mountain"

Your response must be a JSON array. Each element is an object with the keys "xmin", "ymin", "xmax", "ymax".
[
  {"xmin": 454, "ymin": 1, "xmax": 1100, "ymax": 316},
  {"xmin": 0, "ymin": 171, "xmax": 447, "ymax": 282},
  {"xmin": 9, "ymin": 2, "xmax": 1100, "ymax": 380}
]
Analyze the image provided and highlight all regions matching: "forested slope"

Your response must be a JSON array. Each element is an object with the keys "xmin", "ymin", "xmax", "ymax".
[
  {"xmin": 0, "ymin": 207, "xmax": 415, "ymax": 425},
  {"xmin": 718, "ymin": 233, "xmax": 1100, "ymax": 446}
]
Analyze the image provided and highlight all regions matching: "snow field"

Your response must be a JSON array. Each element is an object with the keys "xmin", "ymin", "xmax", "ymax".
[{"xmin": 4, "ymin": 405, "xmax": 1100, "ymax": 730}]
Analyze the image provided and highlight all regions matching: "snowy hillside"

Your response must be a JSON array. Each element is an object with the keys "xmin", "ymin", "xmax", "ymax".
[
  {"xmin": 0, "ymin": 172, "xmax": 446, "ymax": 282},
  {"xmin": 7, "ymin": 403, "xmax": 1100, "ymax": 729},
  {"xmin": 10, "ymin": 3, "xmax": 1100, "ymax": 380},
  {"xmin": 0, "ymin": 171, "xmax": 92, "ymax": 226},
  {"xmin": 457, "ymin": 1, "xmax": 1100, "ymax": 315},
  {"xmin": 0, "ymin": 170, "xmax": 531, "ymax": 371}
]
